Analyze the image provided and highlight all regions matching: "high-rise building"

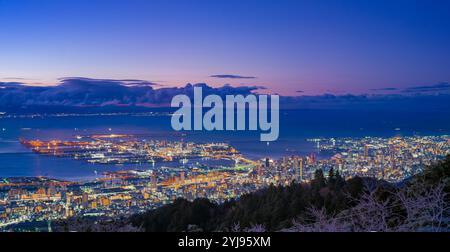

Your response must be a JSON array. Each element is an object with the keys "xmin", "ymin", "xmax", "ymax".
[
  {"xmin": 151, "ymin": 171, "xmax": 158, "ymax": 189},
  {"xmin": 65, "ymin": 193, "xmax": 72, "ymax": 218},
  {"xmin": 47, "ymin": 184, "xmax": 56, "ymax": 196},
  {"xmin": 364, "ymin": 145, "xmax": 369, "ymax": 159},
  {"xmin": 82, "ymin": 192, "xmax": 89, "ymax": 208},
  {"xmin": 308, "ymin": 153, "xmax": 316, "ymax": 165},
  {"xmin": 180, "ymin": 171, "xmax": 185, "ymax": 182},
  {"xmin": 294, "ymin": 157, "xmax": 303, "ymax": 182}
]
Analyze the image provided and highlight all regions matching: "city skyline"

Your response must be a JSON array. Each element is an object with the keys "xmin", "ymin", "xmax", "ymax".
[
  {"xmin": 3, "ymin": 133, "xmax": 448, "ymax": 231},
  {"xmin": 1, "ymin": 0, "xmax": 449, "ymax": 234}
]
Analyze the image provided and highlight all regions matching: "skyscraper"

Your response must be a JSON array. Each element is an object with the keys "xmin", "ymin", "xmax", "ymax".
[
  {"xmin": 65, "ymin": 193, "xmax": 72, "ymax": 218},
  {"xmin": 294, "ymin": 157, "xmax": 303, "ymax": 182},
  {"xmin": 180, "ymin": 171, "xmax": 185, "ymax": 183},
  {"xmin": 151, "ymin": 171, "xmax": 158, "ymax": 190},
  {"xmin": 82, "ymin": 192, "xmax": 89, "ymax": 208}
]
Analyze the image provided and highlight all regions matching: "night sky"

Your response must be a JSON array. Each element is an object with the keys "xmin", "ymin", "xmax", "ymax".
[{"xmin": 1, "ymin": 0, "xmax": 450, "ymax": 95}]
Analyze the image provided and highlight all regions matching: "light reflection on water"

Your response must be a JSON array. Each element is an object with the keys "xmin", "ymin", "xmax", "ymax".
[{"xmin": 0, "ymin": 110, "xmax": 449, "ymax": 180}]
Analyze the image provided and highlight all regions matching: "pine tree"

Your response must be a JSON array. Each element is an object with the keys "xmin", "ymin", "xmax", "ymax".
[
  {"xmin": 328, "ymin": 167, "xmax": 336, "ymax": 186},
  {"xmin": 312, "ymin": 169, "xmax": 327, "ymax": 193},
  {"xmin": 335, "ymin": 170, "xmax": 345, "ymax": 190}
]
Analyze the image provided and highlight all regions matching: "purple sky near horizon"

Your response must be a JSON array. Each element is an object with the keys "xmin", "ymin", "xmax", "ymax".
[{"xmin": 1, "ymin": 0, "xmax": 450, "ymax": 95}]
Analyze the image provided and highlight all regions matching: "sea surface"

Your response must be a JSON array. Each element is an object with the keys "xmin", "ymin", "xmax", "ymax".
[{"xmin": 0, "ymin": 109, "xmax": 449, "ymax": 181}]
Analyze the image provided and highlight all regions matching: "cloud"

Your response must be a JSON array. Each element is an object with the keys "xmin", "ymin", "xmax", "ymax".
[
  {"xmin": 0, "ymin": 77, "xmax": 264, "ymax": 110},
  {"xmin": 60, "ymin": 77, "xmax": 161, "ymax": 87},
  {"xmin": 1, "ymin": 77, "xmax": 449, "ymax": 113},
  {"xmin": 402, "ymin": 82, "xmax": 450, "ymax": 93},
  {"xmin": 210, "ymin": 74, "xmax": 256, "ymax": 79},
  {"xmin": 1, "ymin": 77, "xmax": 27, "ymax": 80},
  {"xmin": 280, "ymin": 92, "xmax": 450, "ymax": 111},
  {"xmin": 370, "ymin": 87, "xmax": 398, "ymax": 91},
  {"xmin": 296, "ymin": 90, "xmax": 304, "ymax": 93}
]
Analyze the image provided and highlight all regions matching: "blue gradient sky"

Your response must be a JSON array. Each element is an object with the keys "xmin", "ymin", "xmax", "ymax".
[{"xmin": 1, "ymin": 0, "xmax": 449, "ymax": 95}]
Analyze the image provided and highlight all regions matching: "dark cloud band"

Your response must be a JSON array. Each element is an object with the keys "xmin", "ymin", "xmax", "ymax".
[{"xmin": 210, "ymin": 74, "xmax": 256, "ymax": 79}]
